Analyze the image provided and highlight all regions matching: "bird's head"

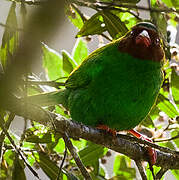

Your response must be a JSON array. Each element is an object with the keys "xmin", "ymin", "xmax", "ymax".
[{"xmin": 118, "ymin": 22, "xmax": 164, "ymax": 62}]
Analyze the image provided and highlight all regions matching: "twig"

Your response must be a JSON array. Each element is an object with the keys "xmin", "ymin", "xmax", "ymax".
[
  {"xmin": 0, "ymin": 115, "xmax": 40, "ymax": 179},
  {"xmin": 0, "ymin": 22, "xmax": 24, "ymax": 31},
  {"xmin": 27, "ymin": 80, "xmax": 65, "ymax": 87},
  {"xmin": 71, "ymin": 3, "xmax": 87, "ymax": 22},
  {"xmin": 97, "ymin": 2, "xmax": 179, "ymax": 13},
  {"xmin": 96, "ymin": 6, "xmax": 142, "ymax": 20},
  {"xmin": 57, "ymin": 147, "xmax": 67, "ymax": 180},
  {"xmin": 101, "ymin": 33, "xmax": 112, "ymax": 41},
  {"xmin": 135, "ymin": 161, "xmax": 147, "ymax": 180},
  {"xmin": 63, "ymin": 132, "xmax": 92, "ymax": 180},
  {"xmin": 154, "ymin": 134, "xmax": 179, "ymax": 142},
  {"xmin": 147, "ymin": 0, "xmax": 151, "ymax": 10},
  {"xmin": 71, "ymin": 0, "xmax": 179, "ymax": 13},
  {"xmin": 119, "ymin": 133, "xmax": 179, "ymax": 156},
  {"xmin": 156, "ymin": 168, "xmax": 168, "ymax": 179},
  {"xmin": 0, "ymin": 113, "xmax": 15, "ymax": 164}
]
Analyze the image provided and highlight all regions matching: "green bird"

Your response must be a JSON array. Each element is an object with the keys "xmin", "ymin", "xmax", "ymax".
[{"xmin": 28, "ymin": 22, "xmax": 164, "ymax": 164}]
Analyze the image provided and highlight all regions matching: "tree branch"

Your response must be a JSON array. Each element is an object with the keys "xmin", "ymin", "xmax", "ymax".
[
  {"xmin": 1, "ymin": 98, "xmax": 179, "ymax": 171},
  {"xmin": 70, "ymin": 0, "xmax": 179, "ymax": 14},
  {"xmin": 63, "ymin": 132, "xmax": 92, "ymax": 180},
  {"xmin": 135, "ymin": 161, "xmax": 147, "ymax": 180}
]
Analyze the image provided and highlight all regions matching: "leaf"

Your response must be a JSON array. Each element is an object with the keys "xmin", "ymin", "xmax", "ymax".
[
  {"xmin": 3, "ymin": 150, "xmax": 15, "ymax": 166},
  {"xmin": 0, "ymin": 2, "xmax": 18, "ymax": 69},
  {"xmin": 38, "ymin": 152, "xmax": 59, "ymax": 179},
  {"xmin": 76, "ymin": 12, "xmax": 106, "ymax": 37},
  {"xmin": 65, "ymin": 5, "xmax": 84, "ymax": 29},
  {"xmin": 141, "ymin": 115, "xmax": 154, "ymax": 128},
  {"xmin": 62, "ymin": 169, "xmax": 79, "ymax": 180},
  {"xmin": 25, "ymin": 133, "xmax": 53, "ymax": 143},
  {"xmin": 54, "ymin": 138, "xmax": 65, "ymax": 154},
  {"xmin": 149, "ymin": 106, "xmax": 160, "ymax": 121},
  {"xmin": 12, "ymin": 154, "xmax": 26, "ymax": 180},
  {"xmin": 78, "ymin": 143, "xmax": 107, "ymax": 166},
  {"xmin": 171, "ymin": 69, "xmax": 179, "ymax": 109},
  {"xmin": 113, "ymin": 155, "xmax": 136, "ymax": 179},
  {"xmin": 72, "ymin": 38, "xmax": 88, "ymax": 65},
  {"xmin": 101, "ymin": 10, "xmax": 128, "ymax": 39},
  {"xmin": 161, "ymin": 0, "xmax": 179, "ymax": 8},
  {"xmin": 62, "ymin": 50, "xmax": 77, "ymax": 75},
  {"xmin": 151, "ymin": 0, "xmax": 167, "ymax": 40},
  {"xmin": 42, "ymin": 43, "xmax": 65, "ymax": 80},
  {"xmin": 38, "ymin": 152, "xmax": 78, "ymax": 179},
  {"xmin": 171, "ymin": 169, "xmax": 179, "ymax": 179},
  {"xmin": 156, "ymin": 94, "xmax": 179, "ymax": 118},
  {"xmin": 171, "ymin": 130, "xmax": 179, "ymax": 148},
  {"xmin": 111, "ymin": 11, "xmax": 139, "ymax": 29}
]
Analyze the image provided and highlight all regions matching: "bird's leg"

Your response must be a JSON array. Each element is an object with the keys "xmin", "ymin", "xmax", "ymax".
[
  {"xmin": 128, "ymin": 129, "xmax": 157, "ymax": 165},
  {"xmin": 97, "ymin": 125, "xmax": 117, "ymax": 137}
]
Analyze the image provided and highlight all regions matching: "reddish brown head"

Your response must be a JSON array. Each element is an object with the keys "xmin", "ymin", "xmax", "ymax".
[{"xmin": 118, "ymin": 22, "xmax": 164, "ymax": 62}]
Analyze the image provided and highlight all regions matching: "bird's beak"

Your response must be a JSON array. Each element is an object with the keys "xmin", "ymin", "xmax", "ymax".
[{"xmin": 135, "ymin": 30, "xmax": 151, "ymax": 47}]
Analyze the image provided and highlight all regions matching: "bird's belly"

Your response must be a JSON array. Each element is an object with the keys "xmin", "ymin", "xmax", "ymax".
[{"xmin": 68, "ymin": 65, "xmax": 162, "ymax": 131}]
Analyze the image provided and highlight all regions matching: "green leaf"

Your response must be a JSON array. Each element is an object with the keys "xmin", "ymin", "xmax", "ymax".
[
  {"xmin": 149, "ymin": 106, "xmax": 160, "ymax": 121},
  {"xmin": 3, "ymin": 150, "xmax": 15, "ymax": 166},
  {"xmin": 111, "ymin": 11, "xmax": 139, "ymax": 29},
  {"xmin": 101, "ymin": 10, "xmax": 128, "ymax": 39},
  {"xmin": 171, "ymin": 130, "xmax": 179, "ymax": 148},
  {"xmin": 171, "ymin": 69, "xmax": 179, "ymax": 109},
  {"xmin": 12, "ymin": 154, "xmax": 26, "ymax": 180},
  {"xmin": 25, "ymin": 133, "xmax": 53, "ymax": 143},
  {"xmin": 142, "ymin": 115, "xmax": 154, "ymax": 128},
  {"xmin": 78, "ymin": 143, "xmax": 107, "ymax": 166},
  {"xmin": 168, "ymin": 13, "xmax": 179, "ymax": 27},
  {"xmin": 62, "ymin": 50, "xmax": 77, "ymax": 75},
  {"xmin": 113, "ymin": 155, "xmax": 136, "ymax": 179},
  {"xmin": 76, "ymin": 12, "xmax": 106, "ymax": 37},
  {"xmin": 171, "ymin": 169, "xmax": 179, "ymax": 179},
  {"xmin": 62, "ymin": 169, "xmax": 79, "ymax": 180},
  {"xmin": 0, "ymin": 2, "xmax": 18, "ymax": 69},
  {"xmin": 54, "ymin": 138, "xmax": 65, "ymax": 154},
  {"xmin": 65, "ymin": 5, "xmax": 84, "ymax": 29},
  {"xmin": 72, "ymin": 38, "xmax": 88, "ymax": 65},
  {"xmin": 71, "ymin": 139, "xmax": 87, "ymax": 151},
  {"xmin": 157, "ymin": 94, "xmax": 179, "ymax": 118},
  {"xmin": 151, "ymin": 0, "xmax": 167, "ymax": 40},
  {"xmin": 158, "ymin": 141, "xmax": 176, "ymax": 150},
  {"xmin": 161, "ymin": 0, "xmax": 179, "ymax": 8},
  {"xmin": 42, "ymin": 43, "xmax": 65, "ymax": 80},
  {"xmin": 38, "ymin": 152, "xmax": 59, "ymax": 179}
]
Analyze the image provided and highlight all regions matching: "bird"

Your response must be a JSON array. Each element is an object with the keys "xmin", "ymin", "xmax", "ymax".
[{"xmin": 27, "ymin": 22, "xmax": 164, "ymax": 165}]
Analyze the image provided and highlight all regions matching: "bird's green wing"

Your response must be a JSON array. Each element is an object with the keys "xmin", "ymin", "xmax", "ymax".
[{"xmin": 65, "ymin": 42, "xmax": 118, "ymax": 89}]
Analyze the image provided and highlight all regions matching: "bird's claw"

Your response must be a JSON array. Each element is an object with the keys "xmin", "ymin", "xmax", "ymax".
[{"xmin": 129, "ymin": 129, "xmax": 157, "ymax": 165}]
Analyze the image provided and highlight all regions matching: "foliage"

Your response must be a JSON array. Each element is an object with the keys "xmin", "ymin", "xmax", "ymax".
[{"xmin": 0, "ymin": 0, "xmax": 179, "ymax": 180}]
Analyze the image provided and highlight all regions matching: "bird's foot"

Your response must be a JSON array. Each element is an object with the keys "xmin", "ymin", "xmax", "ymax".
[
  {"xmin": 128, "ymin": 129, "xmax": 157, "ymax": 165},
  {"xmin": 97, "ymin": 125, "xmax": 117, "ymax": 137}
]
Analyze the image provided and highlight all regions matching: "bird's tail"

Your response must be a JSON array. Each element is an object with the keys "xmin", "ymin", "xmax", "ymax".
[{"xmin": 26, "ymin": 89, "xmax": 69, "ymax": 108}]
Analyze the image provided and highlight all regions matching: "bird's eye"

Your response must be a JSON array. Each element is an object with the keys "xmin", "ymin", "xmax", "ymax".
[
  {"xmin": 130, "ymin": 31, "xmax": 134, "ymax": 35},
  {"xmin": 155, "ymin": 38, "xmax": 160, "ymax": 45}
]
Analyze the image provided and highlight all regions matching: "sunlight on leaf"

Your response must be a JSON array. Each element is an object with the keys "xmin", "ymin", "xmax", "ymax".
[
  {"xmin": 42, "ymin": 43, "xmax": 65, "ymax": 80},
  {"xmin": 76, "ymin": 12, "xmax": 106, "ymax": 37},
  {"xmin": 72, "ymin": 38, "xmax": 88, "ymax": 65}
]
